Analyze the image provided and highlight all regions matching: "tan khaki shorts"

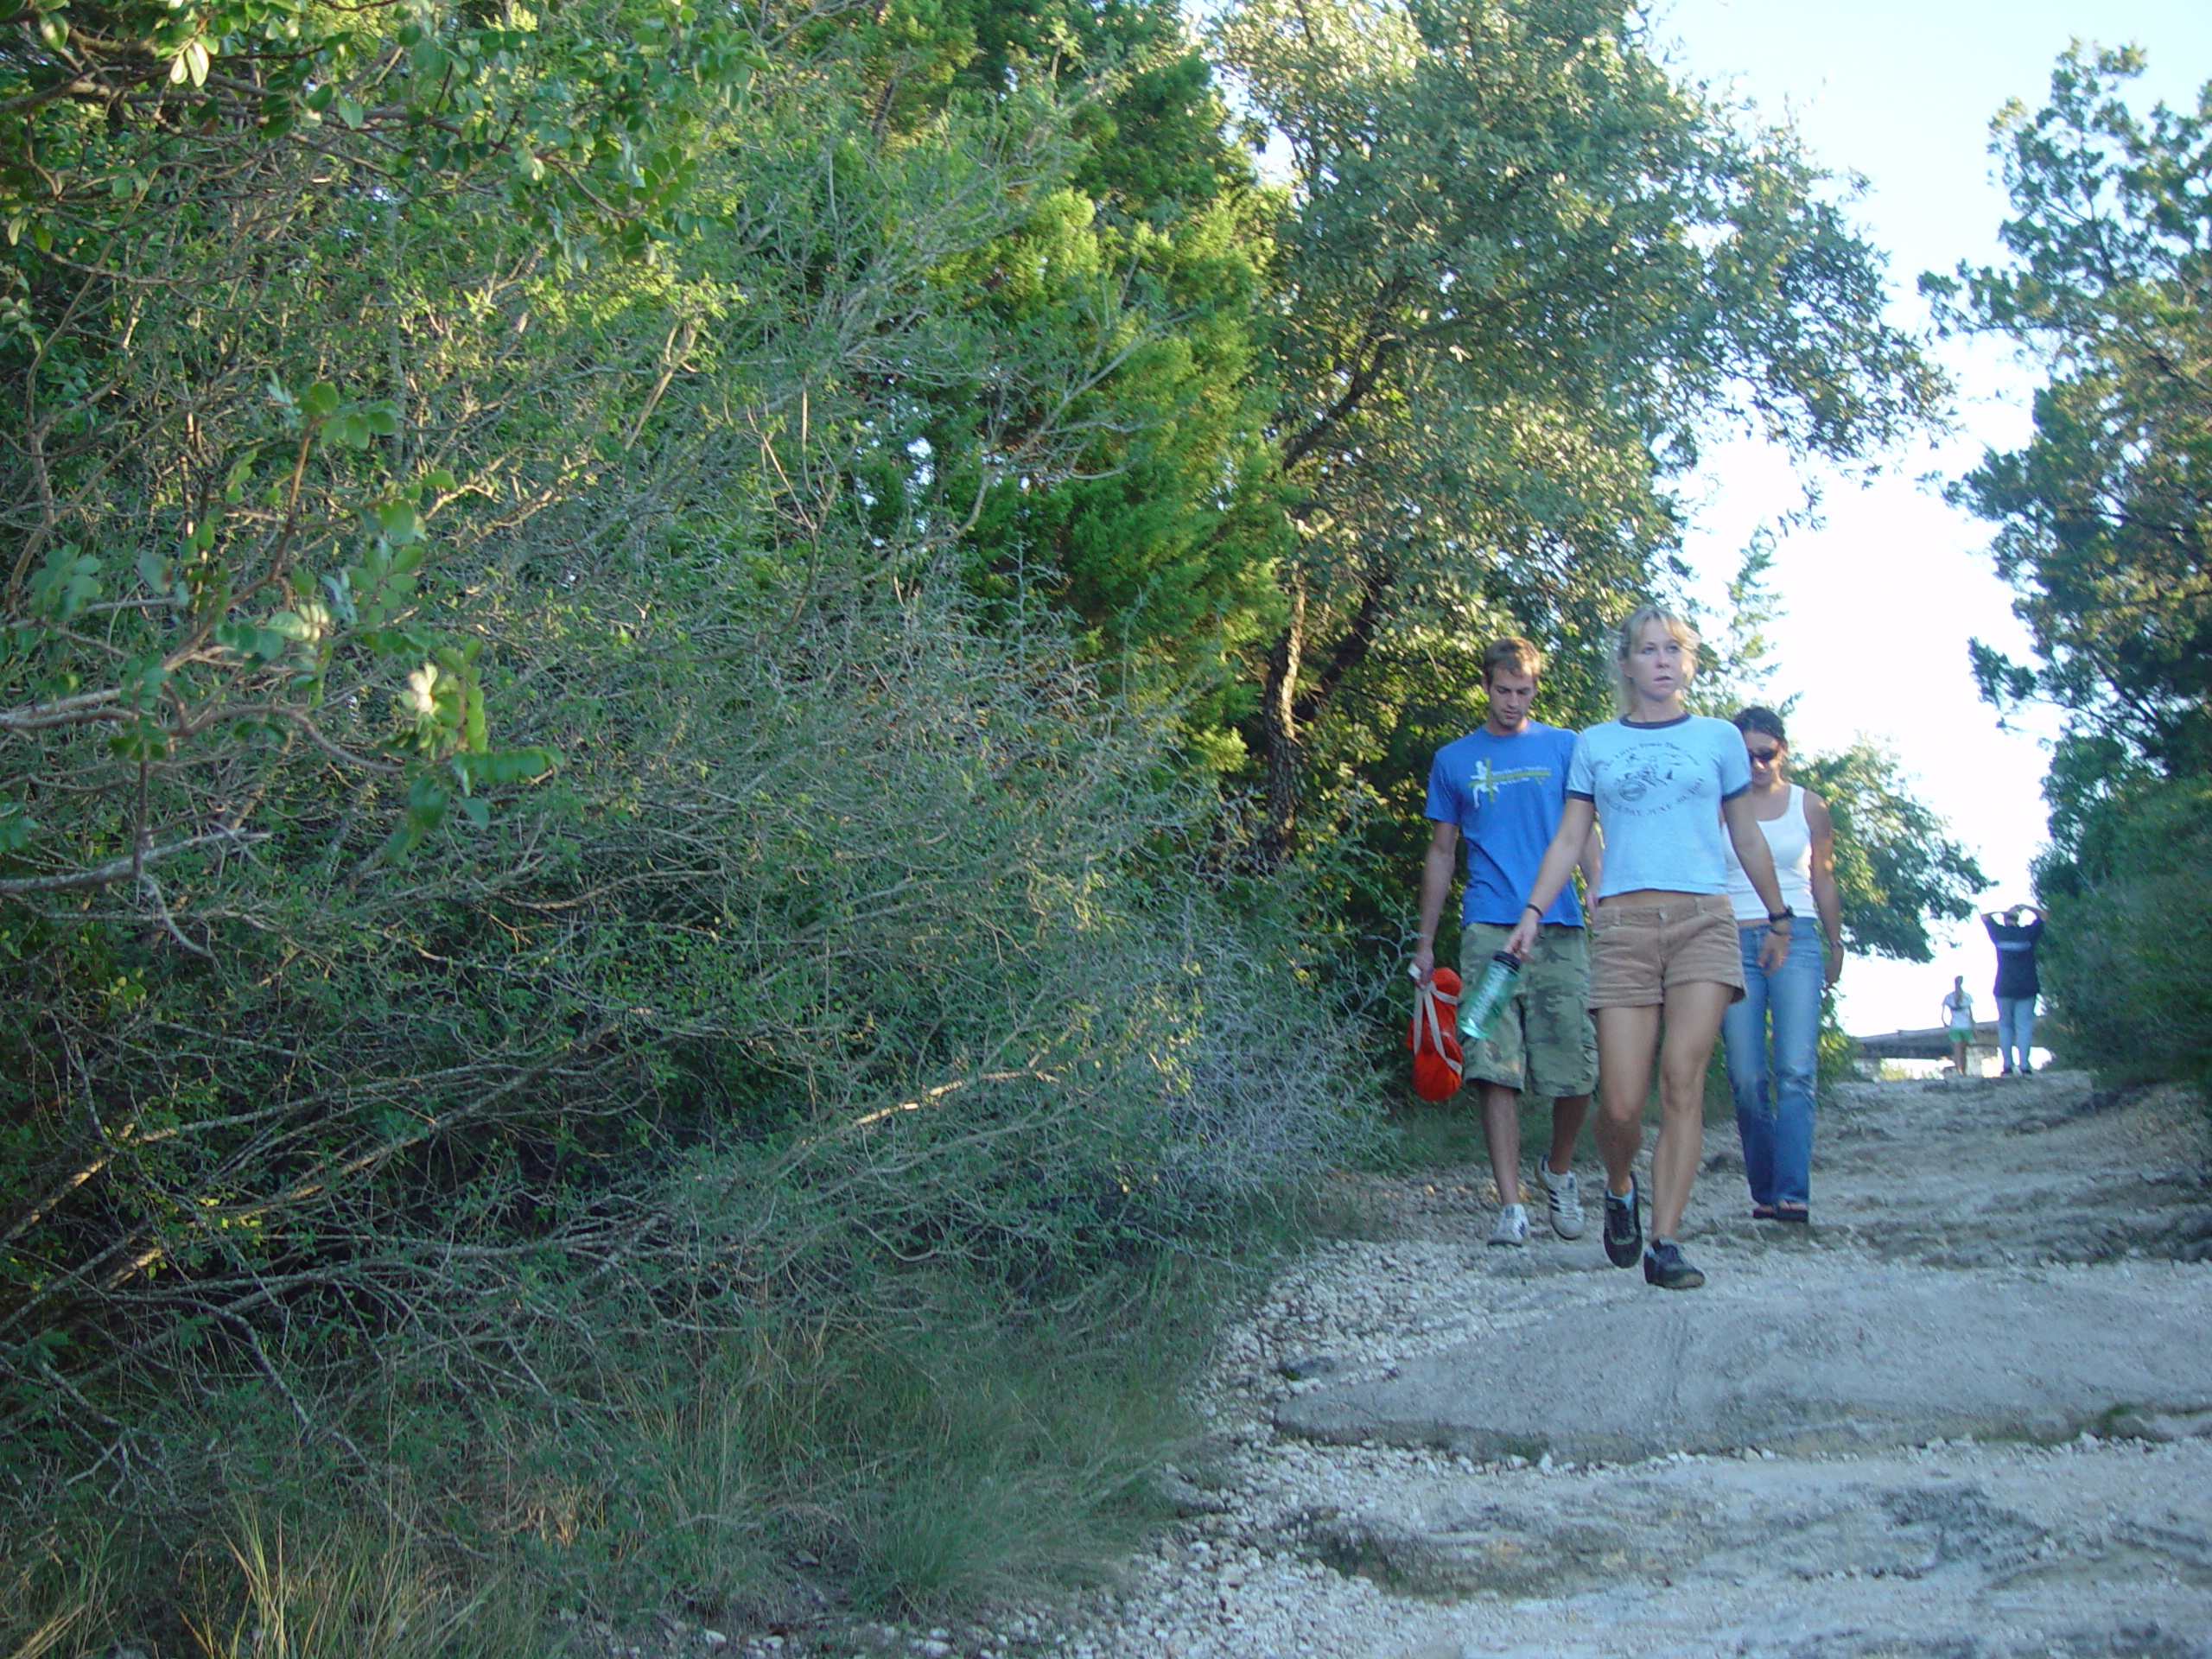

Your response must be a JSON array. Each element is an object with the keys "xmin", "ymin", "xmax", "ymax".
[{"xmin": 1587, "ymin": 893, "xmax": 1745, "ymax": 1008}]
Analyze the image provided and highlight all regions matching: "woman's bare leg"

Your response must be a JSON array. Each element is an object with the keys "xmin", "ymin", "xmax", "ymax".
[
  {"xmin": 1649, "ymin": 981, "xmax": 1737, "ymax": 1238},
  {"xmin": 1592, "ymin": 1006, "xmax": 1661, "ymax": 1197}
]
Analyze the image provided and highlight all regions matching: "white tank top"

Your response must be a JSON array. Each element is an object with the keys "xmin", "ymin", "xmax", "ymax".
[{"xmin": 1724, "ymin": 785, "xmax": 1815, "ymax": 923}]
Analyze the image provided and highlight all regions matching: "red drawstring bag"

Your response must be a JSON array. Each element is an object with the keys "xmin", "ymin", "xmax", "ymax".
[{"xmin": 1406, "ymin": 967, "xmax": 1464, "ymax": 1100}]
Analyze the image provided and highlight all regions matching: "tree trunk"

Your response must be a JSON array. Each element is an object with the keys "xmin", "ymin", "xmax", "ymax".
[{"xmin": 1257, "ymin": 582, "xmax": 1306, "ymax": 871}]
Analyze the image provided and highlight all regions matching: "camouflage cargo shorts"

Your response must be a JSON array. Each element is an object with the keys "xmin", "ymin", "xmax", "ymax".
[{"xmin": 1458, "ymin": 920, "xmax": 1598, "ymax": 1099}]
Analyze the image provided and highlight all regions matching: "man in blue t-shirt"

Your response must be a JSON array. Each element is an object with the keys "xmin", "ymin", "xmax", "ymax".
[{"xmin": 1412, "ymin": 637, "xmax": 1603, "ymax": 1249}]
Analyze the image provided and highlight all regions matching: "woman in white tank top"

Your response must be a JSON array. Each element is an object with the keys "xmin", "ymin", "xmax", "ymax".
[{"xmin": 1718, "ymin": 708, "xmax": 1844, "ymax": 1224}]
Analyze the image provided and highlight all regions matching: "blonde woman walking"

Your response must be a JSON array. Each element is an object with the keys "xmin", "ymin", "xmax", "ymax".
[{"xmin": 1506, "ymin": 607, "xmax": 1790, "ymax": 1290}]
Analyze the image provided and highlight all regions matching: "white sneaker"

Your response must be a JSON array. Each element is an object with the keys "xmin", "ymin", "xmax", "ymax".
[
  {"xmin": 1487, "ymin": 1203, "xmax": 1529, "ymax": 1248},
  {"xmin": 1541, "ymin": 1165, "xmax": 1586, "ymax": 1239}
]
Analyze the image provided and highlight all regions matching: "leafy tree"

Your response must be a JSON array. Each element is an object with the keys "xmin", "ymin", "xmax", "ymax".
[
  {"xmin": 1688, "ymin": 552, "xmax": 1986, "ymax": 968},
  {"xmin": 1207, "ymin": 0, "xmax": 1944, "ymax": 862},
  {"xmin": 1926, "ymin": 45, "xmax": 2212, "ymax": 862},
  {"xmin": 1925, "ymin": 48, "xmax": 2212, "ymax": 1087},
  {"xmin": 3, "ymin": 3, "xmax": 1382, "ymax": 1631},
  {"xmin": 1790, "ymin": 742, "xmax": 1988, "ymax": 964},
  {"xmin": 2031, "ymin": 776, "xmax": 2212, "ymax": 1091},
  {"xmin": 1, "ymin": 0, "xmax": 772, "ymax": 906},
  {"xmin": 931, "ymin": 0, "xmax": 1293, "ymax": 749}
]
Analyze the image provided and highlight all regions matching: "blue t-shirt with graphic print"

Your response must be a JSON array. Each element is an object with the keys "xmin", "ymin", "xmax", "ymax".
[
  {"xmin": 1566, "ymin": 715, "xmax": 1751, "ymax": 900},
  {"xmin": 1426, "ymin": 722, "xmax": 1583, "ymax": 928}
]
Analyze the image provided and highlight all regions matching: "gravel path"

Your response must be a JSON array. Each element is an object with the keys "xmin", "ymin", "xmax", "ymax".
[{"xmin": 1031, "ymin": 1070, "xmax": 2212, "ymax": 1659}]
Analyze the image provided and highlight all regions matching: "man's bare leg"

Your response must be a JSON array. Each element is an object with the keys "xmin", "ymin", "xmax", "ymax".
[
  {"xmin": 1479, "ymin": 1081, "xmax": 1522, "ymax": 1209},
  {"xmin": 1544, "ymin": 1094, "xmax": 1589, "ymax": 1177}
]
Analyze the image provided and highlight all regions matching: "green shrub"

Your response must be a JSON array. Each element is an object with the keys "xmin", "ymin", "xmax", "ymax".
[
  {"xmin": 2039, "ymin": 780, "xmax": 2212, "ymax": 1096},
  {"xmin": 0, "ymin": 5, "xmax": 1378, "ymax": 1636},
  {"xmin": 0, "ymin": 556, "xmax": 1379, "ymax": 1642}
]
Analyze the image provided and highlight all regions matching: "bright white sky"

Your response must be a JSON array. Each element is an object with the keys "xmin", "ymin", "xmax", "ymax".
[{"xmin": 1651, "ymin": 0, "xmax": 2212, "ymax": 1035}]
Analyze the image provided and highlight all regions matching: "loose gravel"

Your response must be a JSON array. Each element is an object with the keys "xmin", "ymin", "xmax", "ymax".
[{"xmin": 1001, "ymin": 1071, "xmax": 2212, "ymax": 1659}]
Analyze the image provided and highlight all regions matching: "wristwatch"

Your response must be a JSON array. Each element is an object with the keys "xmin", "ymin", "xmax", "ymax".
[{"xmin": 1768, "ymin": 907, "xmax": 1795, "ymax": 926}]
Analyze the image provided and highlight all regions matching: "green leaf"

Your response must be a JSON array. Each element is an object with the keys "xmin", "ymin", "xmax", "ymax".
[
  {"xmin": 29, "ymin": 544, "xmax": 101, "ymax": 622},
  {"xmin": 376, "ymin": 501, "xmax": 425, "ymax": 543},
  {"xmin": 472, "ymin": 747, "xmax": 557, "ymax": 785},
  {"xmin": 108, "ymin": 720, "xmax": 171, "ymax": 762},
  {"xmin": 222, "ymin": 449, "xmax": 259, "ymax": 503},
  {"xmin": 120, "ymin": 653, "xmax": 169, "ymax": 710},
  {"xmin": 214, "ymin": 622, "xmax": 289, "ymax": 664},
  {"xmin": 405, "ymin": 774, "xmax": 451, "ymax": 833},
  {"xmin": 321, "ymin": 570, "xmax": 358, "ymax": 626},
  {"xmin": 302, "ymin": 381, "xmax": 340, "ymax": 421},
  {"xmin": 0, "ymin": 805, "xmax": 37, "ymax": 855}
]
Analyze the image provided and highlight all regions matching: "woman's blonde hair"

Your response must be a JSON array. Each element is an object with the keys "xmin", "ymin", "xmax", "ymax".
[{"xmin": 1614, "ymin": 603, "xmax": 1701, "ymax": 712}]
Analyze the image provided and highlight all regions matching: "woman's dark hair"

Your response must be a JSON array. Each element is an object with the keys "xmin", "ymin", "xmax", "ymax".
[{"xmin": 1732, "ymin": 705, "xmax": 1788, "ymax": 746}]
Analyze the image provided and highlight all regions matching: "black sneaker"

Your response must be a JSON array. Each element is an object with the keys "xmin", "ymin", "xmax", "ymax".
[
  {"xmin": 1602, "ymin": 1176, "xmax": 1643, "ymax": 1268},
  {"xmin": 1643, "ymin": 1238, "xmax": 1706, "ymax": 1290}
]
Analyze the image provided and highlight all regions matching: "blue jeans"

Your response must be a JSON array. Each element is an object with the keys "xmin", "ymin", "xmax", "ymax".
[
  {"xmin": 1721, "ymin": 921, "xmax": 1823, "ymax": 1210},
  {"xmin": 1996, "ymin": 996, "xmax": 2037, "ymax": 1071}
]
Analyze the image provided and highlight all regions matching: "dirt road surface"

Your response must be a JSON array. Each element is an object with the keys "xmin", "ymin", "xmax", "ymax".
[{"xmin": 1051, "ymin": 1070, "xmax": 2212, "ymax": 1659}]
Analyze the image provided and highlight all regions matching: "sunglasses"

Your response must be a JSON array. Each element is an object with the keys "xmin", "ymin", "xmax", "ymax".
[{"xmin": 1745, "ymin": 747, "xmax": 1783, "ymax": 765}]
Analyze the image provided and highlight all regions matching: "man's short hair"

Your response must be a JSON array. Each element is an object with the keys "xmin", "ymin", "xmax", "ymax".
[{"xmin": 1482, "ymin": 635, "xmax": 1544, "ymax": 684}]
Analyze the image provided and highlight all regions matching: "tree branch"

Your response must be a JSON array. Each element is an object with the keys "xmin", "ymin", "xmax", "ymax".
[{"xmin": 0, "ymin": 831, "xmax": 260, "ymax": 898}]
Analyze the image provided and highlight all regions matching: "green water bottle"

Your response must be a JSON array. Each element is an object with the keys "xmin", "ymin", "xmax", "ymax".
[{"xmin": 1458, "ymin": 951, "xmax": 1521, "ymax": 1045}]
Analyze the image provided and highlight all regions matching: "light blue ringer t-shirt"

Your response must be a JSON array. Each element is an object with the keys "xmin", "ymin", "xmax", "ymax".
[{"xmin": 1566, "ymin": 715, "xmax": 1752, "ymax": 900}]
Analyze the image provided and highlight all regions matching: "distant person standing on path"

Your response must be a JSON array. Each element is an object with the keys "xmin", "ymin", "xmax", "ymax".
[
  {"xmin": 1718, "ymin": 707, "xmax": 1845, "ymax": 1224},
  {"xmin": 1983, "ymin": 904, "xmax": 2045, "ymax": 1075},
  {"xmin": 1412, "ymin": 637, "xmax": 1604, "ymax": 1249},
  {"xmin": 1941, "ymin": 976, "xmax": 1976, "ymax": 1076},
  {"xmin": 1505, "ymin": 606, "xmax": 1790, "ymax": 1291}
]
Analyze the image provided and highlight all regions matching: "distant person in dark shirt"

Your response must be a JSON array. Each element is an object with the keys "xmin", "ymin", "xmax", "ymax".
[{"xmin": 1982, "ymin": 905, "xmax": 2045, "ymax": 1075}]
